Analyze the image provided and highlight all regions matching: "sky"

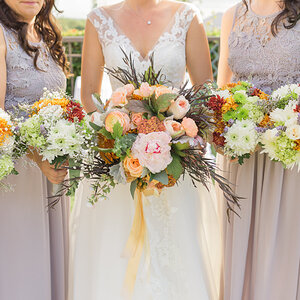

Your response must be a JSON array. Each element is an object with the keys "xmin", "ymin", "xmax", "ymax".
[{"xmin": 56, "ymin": 0, "xmax": 239, "ymax": 19}]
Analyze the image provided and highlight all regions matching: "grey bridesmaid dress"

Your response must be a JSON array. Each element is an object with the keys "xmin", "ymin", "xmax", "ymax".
[
  {"xmin": 0, "ymin": 23, "xmax": 69, "ymax": 300},
  {"xmin": 217, "ymin": 1, "xmax": 300, "ymax": 300}
]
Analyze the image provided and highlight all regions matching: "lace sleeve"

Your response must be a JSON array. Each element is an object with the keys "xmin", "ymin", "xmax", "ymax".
[
  {"xmin": 87, "ymin": 8, "xmax": 118, "ymax": 48},
  {"xmin": 183, "ymin": 3, "xmax": 203, "ymax": 29}
]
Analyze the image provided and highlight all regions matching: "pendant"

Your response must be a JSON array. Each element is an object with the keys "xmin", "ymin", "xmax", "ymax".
[{"xmin": 147, "ymin": 20, "xmax": 151, "ymax": 25}]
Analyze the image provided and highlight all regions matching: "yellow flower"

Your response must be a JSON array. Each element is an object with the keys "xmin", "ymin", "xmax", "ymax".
[
  {"xmin": 31, "ymin": 98, "xmax": 70, "ymax": 114},
  {"xmin": 0, "ymin": 118, "xmax": 13, "ymax": 147},
  {"xmin": 221, "ymin": 96, "xmax": 238, "ymax": 114},
  {"xmin": 294, "ymin": 140, "xmax": 300, "ymax": 151}
]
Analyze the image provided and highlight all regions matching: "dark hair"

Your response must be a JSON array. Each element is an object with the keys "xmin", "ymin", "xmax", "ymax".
[
  {"xmin": 0, "ymin": 0, "xmax": 69, "ymax": 75},
  {"xmin": 243, "ymin": 0, "xmax": 300, "ymax": 35}
]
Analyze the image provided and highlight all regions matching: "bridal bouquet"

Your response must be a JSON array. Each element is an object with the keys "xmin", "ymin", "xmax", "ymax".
[
  {"xmin": 0, "ymin": 108, "xmax": 26, "ymax": 186},
  {"xmin": 206, "ymin": 81, "xmax": 270, "ymax": 164},
  {"xmin": 19, "ymin": 89, "xmax": 95, "ymax": 198},
  {"xmin": 84, "ymin": 54, "xmax": 240, "ymax": 211},
  {"xmin": 260, "ymin": 84, "xmax": 300, "ymax": 170}
]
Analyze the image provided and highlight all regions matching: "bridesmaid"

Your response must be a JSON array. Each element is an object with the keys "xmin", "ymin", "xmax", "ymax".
[
  {"xmin": 0, "ymin": 0, "xmax": 69, "ymax": 299},
  {"xmin": 217, "ymin": 0, "xmax": 300, "ymax": 299}
]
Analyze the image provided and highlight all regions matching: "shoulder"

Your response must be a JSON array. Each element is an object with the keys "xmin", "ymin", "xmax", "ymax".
[
  {"xmin": 0, "ymin": 24, "xmax": 6, "ymax": 50},
  {"xmin": 221, "ymin": 3, "xmax": 242, "ymax": 31}
]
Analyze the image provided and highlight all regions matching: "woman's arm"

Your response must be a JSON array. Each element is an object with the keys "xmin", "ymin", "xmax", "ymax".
[
  {"xmin": 0, "ymin": 26, "xmax": 7, "ymax": 109},
  {"xmin": 81, "ymin": 19, "xmax": 105, "ymax": 113},
  {"xmin": 217, "ymin": 6, "xmax": 236, "ymax": 87},
  {"xmin": 186, "ymin": 15, "xmax": 213, "ymax": 86}
]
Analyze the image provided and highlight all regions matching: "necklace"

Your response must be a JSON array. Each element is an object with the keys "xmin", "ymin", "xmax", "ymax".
[{"xmin": 125, "ymin": 2, "xmax": 153, "ymax": 25}]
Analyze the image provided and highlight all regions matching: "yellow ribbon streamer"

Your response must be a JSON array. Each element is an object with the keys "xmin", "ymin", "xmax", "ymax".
[{"xmin": 122, "ymin": 189, "xmax": 146, "ymax": 299}]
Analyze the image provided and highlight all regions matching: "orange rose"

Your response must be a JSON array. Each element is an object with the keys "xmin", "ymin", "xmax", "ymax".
[
  {"xmin": 105, "ymin": 111, "xmax": 131, "ymax": 134},
  {"xmin": 123, "ymin": 155, "xmax": 143, "ymax": 178},
  {"xmin": 181, "ymin": 117, "xmax": 198, "ymax": 138}
]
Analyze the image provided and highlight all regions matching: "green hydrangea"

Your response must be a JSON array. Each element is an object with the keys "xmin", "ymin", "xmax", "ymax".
[
  {"xmin": 274, "ymin": 135, "xmax": 297, "ymax": 166},
  {"xmin": 20, "ymin": 115, "xmax": 46, "ymax": 148},
  {"xmin": 243, "ymin": 102, "xmax": 264, "ymax": 123},
  {"xmin": 0, "ymin": 155, "xmax": 14, "ymax": 180}
]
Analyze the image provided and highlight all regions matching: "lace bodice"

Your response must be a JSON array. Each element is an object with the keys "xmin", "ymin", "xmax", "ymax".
[
  {"xmin": 88, "ymin": 3, "xmax": 201, "ymax": 90},
  {"xmin": 228, "ymin": 0, "xmax": 300, "ymax": 94},
  {"xmin": 0, "ymin": 23, "xmax": 66, "ymax": 115}
]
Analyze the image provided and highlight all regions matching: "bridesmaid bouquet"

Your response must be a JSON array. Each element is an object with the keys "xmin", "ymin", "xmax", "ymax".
[
  {"xmin": 260, "ymin": 84, "xmax": 300, "ymax": 170},
  {"xmin": 18, "ymin": 89, "xmax": 95, "ymax": 199},
  {"xmin": 0, "ymin": 108, "xmax": 26, "ymax": 186},
  {"xmin": 206, "ymin": 81, "xmax": 270, "ymax": 164},
  {"xmin": 84, "ymin": 54, "xmax": 240, "ymax": 211}
]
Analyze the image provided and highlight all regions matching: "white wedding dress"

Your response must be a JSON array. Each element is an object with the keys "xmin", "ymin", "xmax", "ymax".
[{"xmin": 69, "ymin": 3, "xmax": 222, "ymax": 300}]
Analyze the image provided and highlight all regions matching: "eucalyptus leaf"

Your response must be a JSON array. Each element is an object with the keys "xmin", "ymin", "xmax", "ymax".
[
  {"xmin": 130, "ymin": 180, "xmax": 137, "ymax": 199},
  {"xmin": 99, "ymin": 127, "xmax": 113, "ymax": 139}
]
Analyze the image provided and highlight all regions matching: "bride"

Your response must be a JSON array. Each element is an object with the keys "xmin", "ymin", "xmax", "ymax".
[{"xmin": 69, "ymin": 1, "xmax": 223, "ymax": 299}]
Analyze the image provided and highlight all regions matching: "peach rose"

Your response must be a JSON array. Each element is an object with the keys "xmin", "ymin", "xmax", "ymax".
[
  {"xmin": 124, "ymin": 84, "xmax": 135, "ymax": 96},
  {"xmin": 131, "ymin": 113, "xmax": 144, "ymax": 127},
  {"xmin": 181, "ymin": 117, "xmax": 198, "ymax": 138},
  {"xmin": 164, "ymin": 120, "xmax": 185, "ymax": 138},
  {"xmin": 123, "ymin": 155, "xmax": 143, "ymax": 178},
  {"xmin": 154, "ymin": 86, "xmax": 172, "ymax": 98},
  {"xmin": 134, "ymin": 82, "xmax": 153, "ymax": 98},
  {"xmin": 109, "ymin": 87, "xmax": 128, "ymax": 107},
  {"xmin": 167, "ymin": 96, "xmax": 190, "ymax": 119},
  {"xmin": 105, "ymin": 111, "xmax": 131, "ymax": 134}
]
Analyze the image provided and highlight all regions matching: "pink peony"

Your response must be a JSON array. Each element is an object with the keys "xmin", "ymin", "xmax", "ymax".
[
  {"xmin": 167, "ymin": 95, "xmax": 190, "ymax": 119},
  {"xmin": 131, "ymin": 113, "xmax": 144, "ymax": 127},
  {"xmin": 181, "ymin": 117, "xmax": 198, "ymax": 138},
  {"xmin": 164, "ymin": 119, "xmax": 185, "ymax": 138},
  {"xmin": 105, "ymin": 110, "xmax": 131, "ymax": 134},
  {"xmin": 109, "ymin": 87, "xmax": 128, "ymax": 107},
  {"xmin": 131, "ymin": 132, "xmax": 173, "ymax": 174}
]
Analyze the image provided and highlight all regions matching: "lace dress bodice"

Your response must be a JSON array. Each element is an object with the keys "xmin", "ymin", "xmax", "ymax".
[
  {"xmin": 88, "ymin": 3, "xmax": 201, "ymax": 90},
  {"xmin": 0, "ymin": 23, "xmax": 66, "ymax": 114},
  {"xmin": 228, "ymin": 0, "xmax": 300, "ymax": 94}
]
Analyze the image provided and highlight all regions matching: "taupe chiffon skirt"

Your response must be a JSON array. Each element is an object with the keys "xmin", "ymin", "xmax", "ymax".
[
  {"xmin": 217, "ymin": 152, "xmax": 300, "ymax": 300},
  {"xmin": 0, "ymin": 158, "xmax": 69, "ymax": 300}
]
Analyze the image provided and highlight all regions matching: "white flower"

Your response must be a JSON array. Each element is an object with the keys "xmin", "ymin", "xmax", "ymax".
[
  {"xmin": 90, "ymin": 111, "xmax": 105, "ymax": 127},
  {"xmin": 214, "ymin": 90, "xmax": 231, "ymax": 99},
  {"xmin": 39, "ymin": 105, "xmax": 64, "ymax": 121},
  {"xmin": 272, "ymin": 84, "xmax": 300, "ymax": 99},
  {"xmin": 167, "ymin": 96, "xmax": 190, "ymax": 120},
  {"xmin": 270, "ymin": 106, "xmax": 297, "ymax": 124},
  {"xmin": 285, "ymin": 124, "xmax": 300, "ymax": 140},
  {"xmin": 260, "ymin": 128, "xmax": 278, "ymax": 159},
  {"xmin": 0, "ymin": 109, "xmax": 13, "ymax": 126},
  {"xmin": 224, "ymin": 120, "xmax": 258, "ymax": 156}
]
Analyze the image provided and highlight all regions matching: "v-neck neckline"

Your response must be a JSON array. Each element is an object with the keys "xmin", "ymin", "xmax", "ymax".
[{"xmin": 99, "ymin": 4, "xmax": 185, "ymax": 61}]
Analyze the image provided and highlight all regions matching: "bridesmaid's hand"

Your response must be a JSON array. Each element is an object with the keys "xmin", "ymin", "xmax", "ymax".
[{"xmin": 28, "ymin": 151, "xmax": 68, "ymax": 184}]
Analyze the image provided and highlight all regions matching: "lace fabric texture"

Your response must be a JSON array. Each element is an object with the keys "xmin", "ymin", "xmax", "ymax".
[
  {"xmin": 88, "ymin": 3, "xmax": 201, "ymax": 90},
  {"xmin": 228, "ymin": 0, "xmax": 300, "ymax": 94},
  {"xmin": 0, "ymin": 23, "xmax": 66, "ymax": 114}
]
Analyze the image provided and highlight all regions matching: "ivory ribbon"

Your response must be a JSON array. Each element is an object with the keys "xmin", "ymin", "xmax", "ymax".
[{"xmin": 122, "ymin": 188, "xmax": 157, "ymax": 299}]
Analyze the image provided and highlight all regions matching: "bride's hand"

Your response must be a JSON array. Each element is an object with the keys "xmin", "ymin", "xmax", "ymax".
[{"xmin": 28, "ymin": 151, "xmax": 68, "ymax": 184}]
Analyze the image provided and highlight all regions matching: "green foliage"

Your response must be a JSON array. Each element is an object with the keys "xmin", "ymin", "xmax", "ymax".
[
  {"xmin": 150, "ymin": 171, "xmax": 169, "ymax": 185},
  {"xmin": 167, "ymin": 154, "xmax": 184, "ymax": 180},
  {"xmin": 113, "ymin": 134, "xmax": 137, "ymax": 159},
  {"xmin": 58, "ymin": 18, "xmax": 86, "ymax": 33}
]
